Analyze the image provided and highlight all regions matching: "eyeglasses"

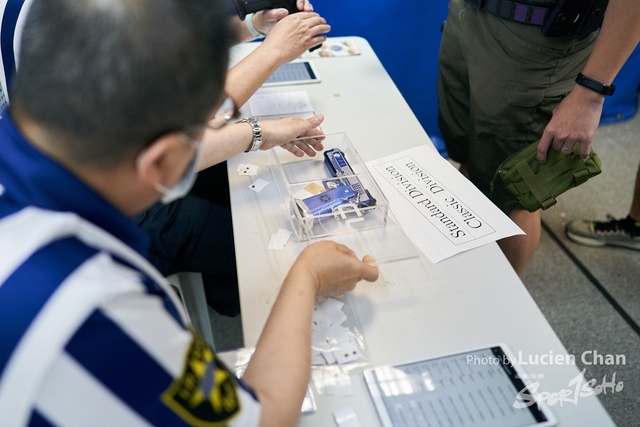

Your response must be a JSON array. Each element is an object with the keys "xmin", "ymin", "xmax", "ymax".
[
  {"xmin": 180, "ymin": 96, "xmax": 240, "ymax": 146},
  {"xmin": 138, "ymin": 96, "xmax": 240, "ymax": 152}
]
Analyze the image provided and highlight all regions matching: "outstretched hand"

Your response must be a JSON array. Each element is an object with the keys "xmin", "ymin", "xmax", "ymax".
[
  {"xmin": 290, "ymin": 240, "xmax": 379, "ymax": 297},
  {"xmin": 260, "ymin": 114, "xmax": 325, "ymax": 157}
]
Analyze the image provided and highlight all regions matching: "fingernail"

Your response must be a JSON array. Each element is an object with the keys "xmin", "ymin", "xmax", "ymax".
[
  {"xmin": 315, "ymin": 114, "xmax": 324, "ymax": 122},
  {"xmin": 365, "ymin": 259, "xmax": 378, "ymax": 267}
]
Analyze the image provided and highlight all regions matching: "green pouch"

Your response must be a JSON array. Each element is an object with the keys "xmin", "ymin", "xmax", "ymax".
[{"xmin": 491, "ymin": 141, "xmax": 602, "ymax": 212}]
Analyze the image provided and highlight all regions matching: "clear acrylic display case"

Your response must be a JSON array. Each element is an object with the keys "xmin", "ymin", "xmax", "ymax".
[{"xmin": 270, "ymin": 133, "xmax": 418, "ymax": 264}]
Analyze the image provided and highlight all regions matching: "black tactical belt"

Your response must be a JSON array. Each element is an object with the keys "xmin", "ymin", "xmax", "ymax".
[{"xmin": 465, "ymin": 0, "xmax": 553, "ymax": 26}]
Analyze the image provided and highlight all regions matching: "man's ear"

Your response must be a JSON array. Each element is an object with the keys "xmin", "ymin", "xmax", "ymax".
[{"xmin": 135, "ymin": 133, "xmax": 186, "ymax": 190}]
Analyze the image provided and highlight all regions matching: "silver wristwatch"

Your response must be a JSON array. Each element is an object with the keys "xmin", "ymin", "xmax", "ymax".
[{"xmin": 236, "ymin": 117, "xmax": 262, "ymax": 152}]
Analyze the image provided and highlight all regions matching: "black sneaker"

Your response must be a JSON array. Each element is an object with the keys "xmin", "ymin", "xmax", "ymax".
[{"xmin": 566, "ymin": 214, "xmax": 640, "ymax": 250}]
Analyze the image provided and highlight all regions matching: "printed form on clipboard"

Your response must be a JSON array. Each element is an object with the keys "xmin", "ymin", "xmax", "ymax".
[{"xmin": 248, "ymin": 90, "xmax": 316, "ymax": 121}]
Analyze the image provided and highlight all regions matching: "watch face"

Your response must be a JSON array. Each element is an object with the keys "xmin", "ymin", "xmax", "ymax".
[
  {"xmin": 576, "ymin": 73, "xmax": 615, "ymax": 96},
  {"xmin": 578, "ymin": 76, "xmax": 595, "ymax": 87}
]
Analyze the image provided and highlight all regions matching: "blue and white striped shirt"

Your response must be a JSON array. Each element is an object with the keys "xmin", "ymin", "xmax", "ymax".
[
  {"xmin": 0, "ymin": 0, "xmax": 32, "ymax": 109},
  {"xmin": 0, "ymin": 111, "xmax": 261, "ymax": 426}
]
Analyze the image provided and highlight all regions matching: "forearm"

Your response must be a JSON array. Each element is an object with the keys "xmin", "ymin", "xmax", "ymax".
[
  {"xmin": 239, "ymin": 240, "xmax": 378, "ymax": 426},
  {"xmin": 243, "ymin": 268, "xmax": 317, "ymax": 427},
  {"xmin": 581, "ymin": 0, "xmax": 640, "ymax": 84},
  {"xmin": 537, "ymin": 0, "xmax": 640, "ymax": 161},
  {"xmin": 198, "ymin": 115, "xmax": 325, "ymax": 171},
  {"xmin": 197, "ymin": 123, "xmax": 253, "ymax": 171},
  {"xmin": 233, "ymin": 15, "xmax": 260, "ymax": 43},
  {"xmin": 226, "ymin": 44, "xmax": 287, "ymax": 107}
]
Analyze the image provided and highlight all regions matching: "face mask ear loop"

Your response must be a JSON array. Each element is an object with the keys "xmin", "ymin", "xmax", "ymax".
[
  {"xmin": 134, "ymin": 144, "xmax": 169, "ymax": 194},
  {"xmin": 179, "ymin": 130, "xmax": 200, "ymax": 149},
  {"xmin": 156, "ymin": 141, "xmax": 202, "ymax": 204},
  {"xmin": 135, "ymin": 131, "xmax": 202, "ymax": 205},
  {"xmin": 154, "ymin": 183, "xmax": 172, "ymax": 193}
]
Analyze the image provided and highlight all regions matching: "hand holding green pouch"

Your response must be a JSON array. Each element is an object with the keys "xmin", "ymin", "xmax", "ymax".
[{"xmin": 491, "ymin": 140, "xmax": 602, "ymax": 212}]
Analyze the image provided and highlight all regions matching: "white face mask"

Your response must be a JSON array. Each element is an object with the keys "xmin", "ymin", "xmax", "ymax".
[{"xmin": 155, "ymin": 141, "xmax": 201, "ymax": 204}]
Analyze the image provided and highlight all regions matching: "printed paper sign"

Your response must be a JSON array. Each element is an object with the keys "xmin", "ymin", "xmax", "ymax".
[
  {"xmin": 375, "ymin": 157, "xmax": 496, "ymax": 245},
  {"xmin": 367, "ymin": 145, "xmax": 523, "ymax": 263}
]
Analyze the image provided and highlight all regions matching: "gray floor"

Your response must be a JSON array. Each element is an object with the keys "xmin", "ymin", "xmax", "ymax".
[
  {"xmin": 210, "ymin": 103, "xmax": 640, "ymax": 426},
  {"xmin": 207, "ymin": 305, "xmax": 244, "ymax": 352},
  {"xmin": 521, "ymin": 106, "xmax": 640, "ymax": 427}
]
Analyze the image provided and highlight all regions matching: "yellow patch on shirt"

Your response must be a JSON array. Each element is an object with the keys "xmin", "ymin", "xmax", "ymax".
[{"xmin": 162, "ymin": 333, "xmax": 240, "ymax": 426}]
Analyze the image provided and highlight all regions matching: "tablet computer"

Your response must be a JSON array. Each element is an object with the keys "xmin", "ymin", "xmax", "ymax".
[
  {"xmin": 364, "ymin": 344, "xmax": 557, "ymax": 427},
  {"xmin": 263, "ymin": 60, "xmax": 321, "ymax": 87}
]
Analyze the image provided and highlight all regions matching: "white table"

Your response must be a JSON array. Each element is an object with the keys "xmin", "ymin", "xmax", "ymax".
[{"xmin": 226, "ymin": 37, "xmax": 615, "ymax": 426}]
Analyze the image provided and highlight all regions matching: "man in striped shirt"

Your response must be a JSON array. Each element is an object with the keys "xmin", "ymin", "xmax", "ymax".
[
  {"xmin": 0, "ymin": 1, "xmax": 379, "ymax": 426},
  {"xmin": 0, "ymin": 0, "xmax": 334, "ymax": 318}
]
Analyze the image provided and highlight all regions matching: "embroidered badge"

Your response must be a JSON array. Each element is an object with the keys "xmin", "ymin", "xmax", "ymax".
[{"xmin": 162, "ymin": 333, "xmax": 240, "ymax": 426}]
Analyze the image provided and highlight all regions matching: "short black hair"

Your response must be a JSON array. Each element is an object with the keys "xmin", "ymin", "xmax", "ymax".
[{"xmin": 11, "ymin": 0, "xmax": 236, "ymax": 168}]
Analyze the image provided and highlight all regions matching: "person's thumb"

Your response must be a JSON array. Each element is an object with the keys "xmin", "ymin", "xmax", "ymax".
[
  {"xmin": 262, "ymin": 8, "xmax": 289, "ymax": 22},
  {"xmin": 302, "ymin": 114, "xmax": 324, "ymax": 132},
  {"xmin": 361, "ymin": 255, "xmax": 379, "ymax": 282}
]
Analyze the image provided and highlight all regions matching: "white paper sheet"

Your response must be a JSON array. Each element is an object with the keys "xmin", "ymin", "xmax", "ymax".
[
  {"xmin": 333, "ymin": 406, "xmax": 361, "ymax": 427},
  {"xmin": 366, "ymin": 145, "xmax": 524, "ymax": 263},
  {"xmin": 268, "ymin": 228, "xmax": 292, "ymax": 251},
  {"xmin": 249, "ymin": 90, "xmax": 314, "ymax": 117},
  {"xmin": 236, "ymin": 163, "xmax": 258, "ymax": 176},
  {"xmin": 248, "ymin": 178, "xmax": 269, "ymax": 193}
]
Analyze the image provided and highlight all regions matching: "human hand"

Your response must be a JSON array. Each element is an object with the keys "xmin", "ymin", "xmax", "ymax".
[
  {"xmin": 261, "ymin": 12, "xmax": 329, "ymax": 64},
  {"xmin": 252, "ymin": 9, "xmax": 289, "ymax": 35},
  {"xmin": 290, "ymin": 240, "xmax": 379, "ymax": 296},
  {"xmin": 536, "ymin": 85, "xmax": 605, "ymax": 164},
  {"xmin": 260, "ymin": 114, "xmax": 325, "ymax": 157},
  {"xmin": 297, "ymin": 0, "xmax": 314, "ymax": 12},
  {"xmin": 252, "ymin": 0, "xmax": 315, "ymax": 34}
]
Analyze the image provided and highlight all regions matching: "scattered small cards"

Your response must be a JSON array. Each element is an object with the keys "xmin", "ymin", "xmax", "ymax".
[
  {"xmin": 248, "ymin": 178, "xmax": 269, "ymax": 193},
  {"xmin": 237, "ymin": 163, "xmax": 258, "ymax": 176},
  {"xmin": 312, "ymin": 366, "xmax": 354, "ymax": 398},
  {"xmin": 284, "ymin": 182, "xmax": 326, "ymax": 211},
  {"xmin": 333, "ymin": 406, "xmax": 361, "ymax": 427},
  {"xmin": 324, "ymin": 370, "xmax": 354, "ymax": 397},
  {"xmin": 291, "ymin": 188, "xmax": 314, "ymax": 201},
  {"xmin": 268, "ymin": 228, "xmax": 292, "ymax": 251},
  {"xmin": 292, "ymin": 182, "xmax": 327, "ymax": 200},
  {"xmin": 303, "ymin": 182, "xmax": 325, "ymax": 195},
  {"xmin": 311, "ymin": 298, "xmax": 362, "ymax": 366},
  {"xmin": 302, "ymin": 39, "xmax": 361, "ymax": 58}
]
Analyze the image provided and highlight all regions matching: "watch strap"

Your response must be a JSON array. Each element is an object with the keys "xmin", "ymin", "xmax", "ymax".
[
  {"xmin": 244, "ymin": 13, "xmax": 265, "ymax": 40},
  {"xmin": 237, "ymin": 117, "xmax": 263, "ymax": 152},
  {"xmin": 575, "ymin": 73, "xmax": 616, "ymax": 96}
]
